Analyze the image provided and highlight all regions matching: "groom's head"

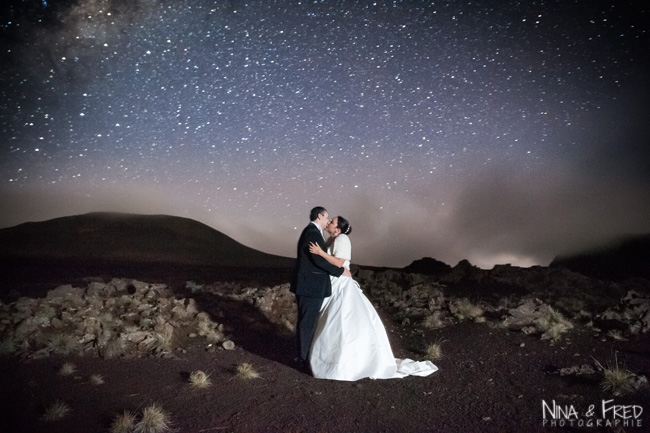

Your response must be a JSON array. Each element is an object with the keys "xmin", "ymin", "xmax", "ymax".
[{"xmin": 310, "ymin": 206, "xmax": 329, "ymax": 229}]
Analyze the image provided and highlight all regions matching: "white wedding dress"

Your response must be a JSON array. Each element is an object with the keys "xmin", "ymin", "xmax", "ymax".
[{"xmin": 309, "ymin": 234, "xmax": 438, "ymax": 381}]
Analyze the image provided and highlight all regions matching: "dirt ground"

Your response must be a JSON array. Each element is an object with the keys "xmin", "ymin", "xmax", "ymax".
[{"xmin": 1, "ymin": 264, "xmax": 649, "ymax": 433}]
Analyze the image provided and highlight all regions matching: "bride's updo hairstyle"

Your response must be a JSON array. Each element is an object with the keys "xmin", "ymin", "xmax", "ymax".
[{"xmin": 336, "ymin": 216, "xmax": 352, "ymax": 235}]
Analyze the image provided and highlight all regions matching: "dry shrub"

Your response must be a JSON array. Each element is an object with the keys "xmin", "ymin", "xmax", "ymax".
[
  {"xmin": 596, "ymin": 355, "xmax": 636, "ymax": 396},
  {"xmin": 422, "ymin": 311, "xmax": 444, "ymax": 329},
  {"xmin": 425, "ymin": 339, "xmax": 446, "ymax": 360},
  {"xmin": 102, "ymin": 338, "xmax": 126, "ymax": 359},
  {"xmin": 0, "ymin": 336, "xmax": 16, "ymax": 356},
  {"xmin": 189, "ymin": 370, "xmax": 212, "ymax": 388},
  {"xmin": 152, "ymin": 316, "xmax": 174, "ymax": 352},
  {"xmin": 607, "ymin": 330, "xmax": 627, "ymax": 341},
  {"xmin": 133, "ymin": 404, "xmax": 170, "ymax": 433},
  {"xmin": 426, "ymin": 343, "xmax": 442, "ymax": 360},
  {"xmin": 90, "ymin": 374, "xmax": 105, "ymax": 385},
  {"xmin": 186, "ymin": 281, "xmax": 203, "ymax": 293},
  {"xmin": 497, "ymin": 296, "xmax": 516, "ymax": 311},
  {"xmin": 450, "ymin": 298, "xmax": 484, "ymax": 322},
  {"xmin": 236, "ymin": 362, "xmax": 260, "ymax": 379},
  {"xmin": 196, "ymin": 312, "xmax": 224, "ymax": 343},
  {"xmin": 58, "ymin": 362, "xmax": 76, "ymax": 376},
  {"xmin": 43, "ymin": 400, "xmax": 70, "ymax": 421},
  {"xmin": 152, "ymin": 332, "xmax": 173, "ymax": 353},
  {"xmin": 536, "ymin": 308, "xmax": 573, "ymax": 341},
  {"xmin": 110, "ymin": 410, "xmax": 136, "ymax": 433},
  {"xmin": 602, "ymin": 367, "xmax": 635, "ymax": 396},
  {"xmin": 44, "ymin": 333, "xmax": 81, "ymax": 355}
]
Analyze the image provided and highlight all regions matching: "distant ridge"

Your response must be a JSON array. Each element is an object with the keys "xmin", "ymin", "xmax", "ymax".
[
  {"xmin": 402, "ymin": 257, "xmax": 452, "ymax": 276},
  {"xmin": 0, "ymin": 212, "xmax": 294, "ymax": 269},
  {"xmin": 551, "ymin": 234, "xmax": 650, "ymax": 281}
]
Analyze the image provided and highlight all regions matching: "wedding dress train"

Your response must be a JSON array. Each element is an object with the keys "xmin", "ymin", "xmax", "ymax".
[{"xmin": 309, "ymin": 235, "xmax": 438, "ymax": 381}]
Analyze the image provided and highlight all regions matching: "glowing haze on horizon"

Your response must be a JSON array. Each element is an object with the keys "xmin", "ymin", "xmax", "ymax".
[{"xmin": 1, "ymin": 0, "xmax": 649, "ymax": 269}]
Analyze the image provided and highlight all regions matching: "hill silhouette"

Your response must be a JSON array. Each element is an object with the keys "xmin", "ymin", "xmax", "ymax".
[
  {"xmin": 402, "ymin": 256, "xmax": 452, "ymax": 276},
  {"xmin": 0, "ymin": 212, "xmax": 294, "ymax": 268},
  {"xmin": 0, "ymin": 213, "xmax": 295, "ymax": 295},
  {"xmin": 551, "ymin": 234, "xmax": 650, "ymax": 280}
]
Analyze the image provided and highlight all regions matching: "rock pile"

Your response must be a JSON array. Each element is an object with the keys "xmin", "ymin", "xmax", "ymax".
[
  {"xmin": 501, "ymin": 298, "xmax": 573, "ymax": 341},
  {"xmin": 595, "ymin": 290, "xmax": 650, "ymax": 336},
  {"xmin": 203, "ymin": 283, "xmax": 297, "ymax": 333},
  {"xmin": 355, "ymin": 269, "xmax": 452, "ymax": 325},
  {"xmin": 2, "ymin": 267, "xmax": 646, "ymax": 360},
  {"xmin": 0, "ymin": 279, "xmax": 229, "ymax": 359}
]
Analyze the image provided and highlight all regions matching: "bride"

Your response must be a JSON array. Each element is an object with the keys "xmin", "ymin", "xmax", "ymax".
[{"xmin": 308, "ymin": 216, "xmax": 438, "ymax": 381}]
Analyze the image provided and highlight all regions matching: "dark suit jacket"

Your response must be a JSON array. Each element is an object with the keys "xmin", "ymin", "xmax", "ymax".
[{"xmin": 290, "ymin": 223, "xmax": 344, "ymax": 298}]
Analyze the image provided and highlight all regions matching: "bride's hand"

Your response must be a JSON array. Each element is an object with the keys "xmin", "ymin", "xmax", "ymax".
[{"xmin": 309, "ymin": 242, "xmax": 324, "ymax": 256}]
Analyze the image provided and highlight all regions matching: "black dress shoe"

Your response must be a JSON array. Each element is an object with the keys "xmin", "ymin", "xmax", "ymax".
[
  {"xmin": 294, "ymin": 358, "xmax": 312, "ymax": 375},
  {"xmin": 301, "ymin": 362, "xmax": 313, "ymax": 376}
]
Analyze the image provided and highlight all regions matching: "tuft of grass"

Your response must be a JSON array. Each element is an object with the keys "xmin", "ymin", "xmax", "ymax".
[
  {"xmin": 43, "ymin": 400, "xmax": 70, "ymax": 421},
  {"xmin": 607, "ymin": 330, "xmax": 627, "ymax": 341},
  {"xmin": 497, "ymin": 296, "xmax": 515, "ymax": 311},
  {"xmin": 425, "ymin": 339, "xmax": 446, "ymax": 360},
  {"xmin": 152, "ymin": 332, "xmax": 173, "ymax": 353},
  {"xmin": 196, "ymin": 314, "xmax": 224, "ymax": 343},
  {"xmin": 189, "ymin": 370, "xmax": 212, "ymax": 388},
  {"xmin": 133, "ymin": 404, "xmax": 170, "ymax": 433},
  {"xmin": 0, "ymin": 336, "xmax": 16, "ymax": 356},
  {"xmin": 89, "ymin": 374, "xmax": 105, "ymax": 385},
  {"xmin": 110, "ymin": 410, "xmax": 136, "ymax": 433},
  {"xmin": 186, "ymin": 281, "xmax": 203, "ymax": 293},
  {"xmin": 102, "ymin": 338, "xmax": 126, "ymax": 359},
  {"xmin": 597, "ymin": 354, "xmax": 636, "ymax": 396},
  {"xmin": 422, "ymin": 311, "xmax": 444, "ymax": 329},
  {"xmin": 450, "ymin": 298, "xmax": 484, "ymax": 322},
  {"xmin": 236, "ymin": 362, "xmax": 260, "ymax": 379},
  {"xmin": 537, "ymin": 308, "xmax": 573, "ymax": 341},
  {"xmin": 59, "ymin": 362, "xmax": 76, "ymax": 376},
  {"xmin": 45, "ymin": 333, "xmax": 81, "ymax": 355}
]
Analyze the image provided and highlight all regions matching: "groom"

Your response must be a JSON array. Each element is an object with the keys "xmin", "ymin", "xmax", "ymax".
[{"xmin": 291, "ymin": 206, "xmax": 350, "ymax": 371}]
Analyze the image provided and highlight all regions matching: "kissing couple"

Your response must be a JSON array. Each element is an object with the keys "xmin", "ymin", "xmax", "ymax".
[{"xmin": 290, "ymin": 206, "xmax": 438, "ymax": 381}]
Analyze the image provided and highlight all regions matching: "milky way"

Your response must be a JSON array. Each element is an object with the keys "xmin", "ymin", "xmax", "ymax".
[{"xmin": 1, "ymin": 0, "xmax": 649, "ymax": 268}]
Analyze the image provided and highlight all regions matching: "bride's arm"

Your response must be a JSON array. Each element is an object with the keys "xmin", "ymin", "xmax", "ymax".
[{"xmin": 309, "ymin": 242, "xmax": 346, "ymax": 267}]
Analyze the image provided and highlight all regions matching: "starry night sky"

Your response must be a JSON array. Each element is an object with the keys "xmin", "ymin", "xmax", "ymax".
[{"xmin": 1, "ymin": 0, "xmax": 649, "ymax": 268}]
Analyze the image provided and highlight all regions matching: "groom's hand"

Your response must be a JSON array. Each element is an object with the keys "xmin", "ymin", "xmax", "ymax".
[{"xmin": 342, "ymin": 268, "xmax": 351, "ymax": 277}]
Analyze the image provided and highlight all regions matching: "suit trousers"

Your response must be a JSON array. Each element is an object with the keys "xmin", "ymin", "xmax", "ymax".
[{"xmin": 296, "ymin": 295, "xmax": 324, "ymax": 362}]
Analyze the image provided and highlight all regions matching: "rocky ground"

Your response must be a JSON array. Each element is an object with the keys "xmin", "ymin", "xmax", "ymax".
[{"xmin": 0, "ymin": 263, "xmax": 649, "ymax": 433}]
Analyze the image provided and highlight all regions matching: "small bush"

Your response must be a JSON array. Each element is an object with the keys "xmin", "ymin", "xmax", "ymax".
[
  {"xmin": 45, "ymin": 333, "xmax": 81, "ymax": 355},
  {"xmin": 450, "ymin": 298, "xmax": 484, "ymax": 322},
  {"xmin": 152, "ymin": 332, "xmax": 173, "ymax": 353},
  {"xmin": 196, "ymin": 313, "xmax": 224, "ymax": 343},
  {"xmin": 0, "ymin": 336, "xmax": 16, "ymax": 356},
  {"xmin": 43, "ymin": 400, "xmax": 70, "ymax": 421},
  {"xmin": 110, "ymin": 410, "xmax": 136, "ymax": 433},
  {"xmin": 537, "ymin": 308, "xmax": 573, "ymax": 341},
  {"xmin": 189, "ymin": 370, "xmax": 212, "ymax": 388},
  {"xmin": 89, "ymin": 374, "xmax": 105, "ymax": 385},
  {"xmin": 236, "ymin": 362, "xmax": 260, "ymax": 379},
  {"xmin": 102, "ymin": 338, "xmax": 126, "ymax": 359},
  {"xmin": 607, "ymin": 330, "xmax": 627, "ymax": 341},
  {"xmin": 133, "ymin": 404, "xmax": 170, "ymax": 433},
  {"xmin": 58, "ymin": 362, "xmax": 76, "ymax": 376},
  {"xmin": 598, "ymin": 355, "xmax": 636, "ymax": 396},
  {"xmin": 186, "ymin": 281, "xmax": 203, "ymax": 293},
  {"xmin": 422, "ymin": 311, "xmax": 444, "ymax": 329},
  {"xmin": 425, "ymin": 343, "xmax": 443, "ymax": 360}
]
